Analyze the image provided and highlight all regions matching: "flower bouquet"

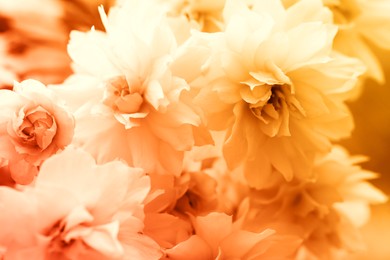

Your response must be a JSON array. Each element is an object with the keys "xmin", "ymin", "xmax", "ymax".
[{"xmin": 0, "ymin": 0, "xmax": 389, "ymax": 259}]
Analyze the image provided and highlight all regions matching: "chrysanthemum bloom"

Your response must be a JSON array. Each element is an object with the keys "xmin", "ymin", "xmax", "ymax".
[
  {"xmin": 0, "ymin": 79, "xmax": 74, "ymax": 185},
  {"xmin": 55, "ymin": 0, "xmax": 212, "ymax": 175},
  {"xmin": 194, "ymin": 0, "xmax": 365, "ymax": 188},
  {"xmin": 0, "ymin": 147, "xmax": 162, "ymax": 259},
  {"xmin": 237, "ymin": 146, "xmax": 387, "ymax": 259}
]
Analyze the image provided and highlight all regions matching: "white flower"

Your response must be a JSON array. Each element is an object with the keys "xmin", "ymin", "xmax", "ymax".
[{"xmin": 54, "ymin": 0, "xmax": 212, "ymax": 175}]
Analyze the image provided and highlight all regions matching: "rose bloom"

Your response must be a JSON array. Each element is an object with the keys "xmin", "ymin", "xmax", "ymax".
[
  {"xmin": 0, "ymin": 79, "xmax": 74, "ymax": 185},
  {"xmin": 237, "ymin": 146, "xmax": 387, "ymax": 259},
  {"xmin": 193, "ymin": 0, "xmax": 364, "ymax": 188},
  {"xmin": 0, "ymin": 147, "xmax": 162, "ymax": 259},
  {"xmin": 54, "ymin": 0, "xmax": 212, "ymax": 175}
]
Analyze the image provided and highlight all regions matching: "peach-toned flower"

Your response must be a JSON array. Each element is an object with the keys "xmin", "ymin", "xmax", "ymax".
[
  {"xmin": 193, "ymin": 0, "xmax": 365, "ymax": 188},
  {"xmin": 184, "ymin": 135, "xmax": 251, "ymax": 215},
  {"xmin": 0, "ymin": 147, "xmax": 162, "ymax": 259},
  {"xmin": 0, "ymin": 0, "xmax": 120, "ymax": 89},
  {"xmin": 330, "ymin": 0, "xmax": 390, "ymax": 84},
  {"xmin": 142, "ymin": 158, "xmax": 219, "ymax": 250},
  {"xmin": 0, "ymin": 79, "xmax": 74, "ymax": 184},
  {"xmin": 238, "ymin": 146, "xmax": 387, "ymax": 259},
  {"xmin": 283, "ymin": 0, "xmax": 390, "ymax": 84},
  {"xmin": 163, "ymin": 212, "xmax": 298, "ymax": 259},
  {"xmin": 0, "ymin": 0, "xmax": 72, "ymax": 88},
  {"xmin": 153, "ymin": 0, "xmax": 227, "ymax": 32},
  {"xmin": 54, "ymin": 0, "xmax": 212, "ymax": 176},
  {"xmin": 325, "ymin": 0, "xmax": 390, "ymax": 85}
]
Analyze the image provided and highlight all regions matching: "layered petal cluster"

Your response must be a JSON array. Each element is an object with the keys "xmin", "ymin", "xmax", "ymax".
[
  {"xmin": 0, "ymin": 80, "xmax": 74, "ymax": 185},
  {"xmin": 55, "ymin": 0, "xmax": 211, "ymax": 175},
  {"xmin": 194, "ymin": 0, "xmax": 365, "ymax": 188},
  {"xmin": 238, "ymin": 146, "xmax": 387, "ymax": 259},
  {"xmin": 0, "ymin": 0, "xmax": 388, "ymax": 259},
  {"xmin": 0, "ymin": 147, "xmax": 161, "ymax": 259}
]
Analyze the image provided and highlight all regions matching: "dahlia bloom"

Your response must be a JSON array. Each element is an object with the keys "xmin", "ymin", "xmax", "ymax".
[
  {"xmin": 238, "ymin": 146, "xmax": 387, "ymax": 259},
  {"xmin": 194, "ymin": 0, "xmax": 365, "ymax": 188},
  {"xmin": 0, "ymin": 147, "xmax": 161, "ymax": 259},
  {"xmin": 0, "ymin": 79, "xmax": 74, "ymax": 185},
  {"xmin": 55, "ymin": 0, "xmax": 211, "ymax": 175}
]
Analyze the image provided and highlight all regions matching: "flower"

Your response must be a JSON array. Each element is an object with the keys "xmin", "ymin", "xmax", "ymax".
[
  {"xmin": 0, "ymin": 79, "xmax": 74, "ymax": 184},
  {"xmin": 0, "ymin": 0, "xmax": 72, "ymax": 88},
  {"xmin": 325, "ymin": 0, "xmax": 390, "ymax": 84},
  {"xmin": 0, "ymin": 146, "xmax": 162, "ymax": 259},
  {"xmin": 237, "ymin": 146, "xmax": 387, "ymax": 259},
  {"xmin": 54, "ymin": 0, "xmax": 212, "ymax": 176},
  {"xmin": 193, "ymin": 0, "xmax": 365, "ymax": 188},
  {"xmin": 163, "ymin": 212, "xmax": 299, "ymax": 259},
  {"xmin": 283, "ymin": 0, "xmax": 390, "ymax": 84},
  {"xmin": 153, "ymin": 0, "xmax": 227, "ymax": 32}
]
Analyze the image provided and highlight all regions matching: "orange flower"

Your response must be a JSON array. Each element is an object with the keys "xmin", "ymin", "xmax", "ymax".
[{"xmin": 193, "ymin": 0, "xmax": 365, "ymax": 188}]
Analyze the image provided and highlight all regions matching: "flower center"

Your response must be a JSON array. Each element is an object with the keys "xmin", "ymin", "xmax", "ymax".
[
  {"xmin": 16, "ymin": 106, "xmax": 57, "ymax": 150},
  {"xmin": 246, "ymin": 84, "xmax": 305, "ymax": 137},
  {"xmin": 250, "ymin": 85, "xmax": 287, "ymax": 122},
  {"xmin": 103, "ymin": 75, "xmax": 149, "ymax": 129},
  {"xmin": 104, "ymin": 76, "xmax": 144, "ymax": 114}
]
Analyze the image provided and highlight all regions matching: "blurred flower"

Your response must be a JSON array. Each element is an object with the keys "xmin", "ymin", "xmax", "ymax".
[
  {"xmin": 0, "ymin": 0, "xmax": 119, "ymax": 90},
  {"xmin": 283, "ymin": 0, "xmax": 390, "ymax": 84},
  {"xmin": 238, "ymin": 146, "xmax": 387, "ymax": 259},
  {"xmin": 327, "ymin": 0, "xmax": 390, "ymax": 84},
  {"xmin": 0, "ymin": 80, "xmax": 74, "ymax": 185},
  {"xmin": 194, "ymin": 0, "xmax": 365, "ymax": 188},
  {"xmin": 153, "ymin": 0, "xmax": 226, "ymax": 32},
  {"xmin": 0, "ymin": 0, "xmax": 72, "ymax": 88},
  {"xmin": 54, "ymin": 0, "xmax": 212, "ymax": 175},
  {"xmin": 0, "ymin": 147, "xmax": 162, "ymax": 259}
]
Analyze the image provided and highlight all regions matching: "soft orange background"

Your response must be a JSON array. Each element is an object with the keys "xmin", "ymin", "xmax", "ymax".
[{"xmin": 341, "ymin": 46, "xmax": 390, "ymax": 259}]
